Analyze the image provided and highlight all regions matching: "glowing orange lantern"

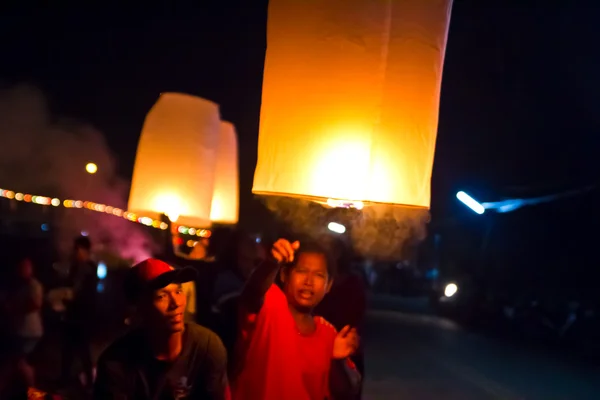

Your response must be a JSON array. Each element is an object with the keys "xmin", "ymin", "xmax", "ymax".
[
  {"xmin": 128, "ymin": 93, "xmax": 220, "ymax": 227},
  {"xmin": 252, "ymin": 0, "xmax": 453, "ymax": 209},
  {"xmin": 210, "ymin": 121, "xmax": 239, "ymax": 224}
]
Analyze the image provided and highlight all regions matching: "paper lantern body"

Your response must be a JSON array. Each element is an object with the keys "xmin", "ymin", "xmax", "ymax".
[
  {"xmin": 128, "ymin": 93, "xmax": 220, "ymax": 227},
  {"xmin": 210, "ymin": 121, "xmax": 239, "ymax": 224},
  {"xmin": 252, "ymin": 0, "xmax": 453, "ymax": 208}
]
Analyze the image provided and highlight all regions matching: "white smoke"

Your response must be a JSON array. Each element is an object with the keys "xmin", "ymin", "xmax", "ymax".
[
  {"xmin": 0, "ymin": 84, "xmax": 153, "ymax": 262},
  {"xmin": 261, "ymin": 196, "xmax": 429, "ymax": 261}
]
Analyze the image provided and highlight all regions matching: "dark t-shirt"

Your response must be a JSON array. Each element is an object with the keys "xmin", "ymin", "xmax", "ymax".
[
  {"xmin": 66, "ymin": 260, "xmax": 97, "ymax": 323},
  {"xmin": 94, "ymin": 323, "xmax": 229, "ymax": 400}
]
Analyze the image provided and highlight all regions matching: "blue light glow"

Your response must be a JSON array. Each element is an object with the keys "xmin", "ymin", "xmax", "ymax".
[
  {"xmin": 456, "ymin": 191, "xmax": 485, "ymax": 214},
  {"xmin": 97, "ymin": 261, "xmax": 107, "ymax": 280}
]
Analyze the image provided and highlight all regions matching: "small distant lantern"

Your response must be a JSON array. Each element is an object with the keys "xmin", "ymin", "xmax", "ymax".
[
  {"xmin": 210, "ymin": 121, "xmax": 239, "ymax": 224},
  {"xmin": 128, "ymin": 93, "xmax": 220, "ymax": 227},
  {"xmin": 252, "ymin": 0, "xmax": 453, "ymax": 209}
]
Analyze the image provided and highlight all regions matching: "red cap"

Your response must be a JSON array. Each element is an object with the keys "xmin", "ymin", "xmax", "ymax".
[
  {"xmin": 124, "ymin": 258, "xmax": 197, "ymax": 301},
  {"xmin": 136, "ymin": 259, "xmax": 176, "ymax": 281}
]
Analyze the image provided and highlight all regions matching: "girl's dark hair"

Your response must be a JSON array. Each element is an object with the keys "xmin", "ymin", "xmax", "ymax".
[{"xmin": 288, "ymin": 240, "xmax": 336, "ymax": 278}]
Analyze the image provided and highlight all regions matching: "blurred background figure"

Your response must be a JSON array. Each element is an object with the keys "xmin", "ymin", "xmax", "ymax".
[
  {"xmin": 11, "ymin": 257, "xmax": 44, "ymax": 361},
  {"xmin": 212, "ymin": 231, "xmax": 265, "ymax": 309},
  {"xmin": 211, "ymin": 230, "xmax": 266, "ymax": 369},
  {"xmin": 315, "ymin": 239, "xmax": 367, "ymax": 399},
  {"xmin": 60, "ymin": 235, "xmax": 97, "ymax": 391},
  {"xmin": 3, "ymin": 256, "xmax": 44, "ymax": 390},
  {"xmin": 182, "ymin": 280, "xmax": 197, "ymax": 323}
]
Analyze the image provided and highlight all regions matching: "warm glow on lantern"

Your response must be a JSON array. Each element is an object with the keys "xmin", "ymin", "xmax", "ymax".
[
  {"xmin": 128, "ymin": 93, "xmax": 221, "ymax": 227},
  {"xmin": 210, "ymin": 121, "xmax": 239, "ymax": 224},
  {"xmin": 252, "ymin": 0, "xmax": 453, "ymax": 208}
]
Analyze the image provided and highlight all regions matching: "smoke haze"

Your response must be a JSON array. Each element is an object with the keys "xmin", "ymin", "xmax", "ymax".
[
  {"xmin": 0, "ymin": 84, "xmax": 153, "ymax": 262},
  {"xmin": 262, "ymin": 195, "xmax": 429, "ymax": 261}
]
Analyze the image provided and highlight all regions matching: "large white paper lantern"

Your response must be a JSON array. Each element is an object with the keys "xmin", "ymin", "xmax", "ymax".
[
  {"xmin": 210, "ymin": 121, "xmax": 239, "ymax": 224},
  {"xmin": 128, "ymin": 92, "xmax": 220, "ymax": 227},
  {"xmin": 252, "ymin": 0, "xmax": 453, "ymax": 209}
]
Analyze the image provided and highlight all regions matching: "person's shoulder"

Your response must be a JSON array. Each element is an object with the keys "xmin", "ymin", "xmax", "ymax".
[
  {"xmin": 315, "ymin": 316, "xmax": 338, "ymax": 338},
  {"xmin": 185, "ymin": 323, "xmax": 227, "ymax": 363},
  {"xmin": 265, "ymin": 283, "xmax": 285, "ymax": 302},
  {"xmin": 186, "ymin": 323, "xmax": 224, "ymax": 348}
]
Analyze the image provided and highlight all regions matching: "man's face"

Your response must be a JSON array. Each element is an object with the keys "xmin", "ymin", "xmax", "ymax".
[
  {"xmin": 143, "ymin": 283, "xmax": 187, "ymax": 333},
  {"xmin": 282, "ymin": 252, "xmax": 332, "ymax": 312}
]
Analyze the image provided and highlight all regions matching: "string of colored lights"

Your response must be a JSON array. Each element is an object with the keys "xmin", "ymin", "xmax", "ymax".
[{"xmin": 0, "ymin": 187, "xmax": 211, "ymax": 238}]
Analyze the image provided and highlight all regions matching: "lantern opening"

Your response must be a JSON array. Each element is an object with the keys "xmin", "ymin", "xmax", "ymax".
[{"xmin": 326, "ymin": 198, "xmax": 364, "ymax": 210}]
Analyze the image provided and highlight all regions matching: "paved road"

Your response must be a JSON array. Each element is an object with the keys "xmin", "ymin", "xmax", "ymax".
[{"xmin": 362, "ymin": 310, "xmax": 600, "ymax": 400}]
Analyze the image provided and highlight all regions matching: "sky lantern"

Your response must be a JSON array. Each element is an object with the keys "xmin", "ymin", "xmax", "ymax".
[
  {"xmin": 252, "ymin": 0, "xmax": 453, "ymax": 209},
  {"xmin": 210, "ymin": 121, "xmax": 239, "ymax": 224},
  {"xmin": 128, "ymin": 92, "xmax": 220, "ymax": 227}
]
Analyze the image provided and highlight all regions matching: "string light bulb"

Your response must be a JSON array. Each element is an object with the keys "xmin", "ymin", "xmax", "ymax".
[{"xmin": 0, "ymin": 186, "xmax": 211, "ymax": 237}]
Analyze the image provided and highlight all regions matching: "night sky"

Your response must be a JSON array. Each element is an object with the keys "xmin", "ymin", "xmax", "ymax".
[{"xmin": 1, "ymin": 3, "xmax": 599, "ymax": 273}]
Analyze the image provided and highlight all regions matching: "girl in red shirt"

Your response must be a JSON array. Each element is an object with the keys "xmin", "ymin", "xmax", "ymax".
[{"xmin": 232, "ymin": 239, "xmax": 360, "ymax": 400}]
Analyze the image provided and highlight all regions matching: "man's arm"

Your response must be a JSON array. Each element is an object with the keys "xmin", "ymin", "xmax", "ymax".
[
  {"xmin": 203, "ymin": 332, "xmax": 231, "ymax": 400},
  {"xmin": 238, "ymin": 258, "xmax": 280, "ymax": 314},
  {"xmin": 239, "ymin": 238, "xmax": 298, "ymax": 314}
]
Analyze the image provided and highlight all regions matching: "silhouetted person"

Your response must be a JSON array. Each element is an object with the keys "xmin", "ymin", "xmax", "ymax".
[
  {"xmin": 315, "ymin": 244, "xmax": 367, "ymax": 399},
  {"xmin": 3, "ymin": 257, "xmax": 43, "ymax": 389},
  {"xmin": 211, "ymin": 230, "xmax": 265, "ymax": 372},
  {"xmin": 61, "ymin": 235, "xmax": 97, "ymax": 390}
]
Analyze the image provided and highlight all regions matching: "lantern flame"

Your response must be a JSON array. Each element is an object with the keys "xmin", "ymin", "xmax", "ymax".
[{"xmin": 153, "ymin": 193, "xmax": 183, "ymax": 222}]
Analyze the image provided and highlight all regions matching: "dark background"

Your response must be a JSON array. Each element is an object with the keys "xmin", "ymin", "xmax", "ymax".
[{"xmin": 1, "ymin": 1, "xmax": 599, "ymax": 282}]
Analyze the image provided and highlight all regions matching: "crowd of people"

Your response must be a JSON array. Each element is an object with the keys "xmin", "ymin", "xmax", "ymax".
[{"xmin": 0, "ymin": 230, "xmax": 368, "ymax": 399}]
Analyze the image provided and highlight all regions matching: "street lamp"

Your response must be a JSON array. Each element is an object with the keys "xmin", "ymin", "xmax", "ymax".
[
  {"xmin": 327, "ymin": 222, "xmax": 346, "ymax": 234},
  {"xmin": 456, "ymin": 191, "xmax": 485, "ymax": 214},
  {"xmin": 86, "ymin": 162, "xmax": 98, "ymax": 174}
]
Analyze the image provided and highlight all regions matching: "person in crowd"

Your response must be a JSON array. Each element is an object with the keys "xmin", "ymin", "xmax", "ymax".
[
  {"xmin": 94, "ymin": 258, "xmax": 229, "ymax": 399},
  {"xmin": 61, "ymin": 236, "xmax": 97, "ymax": 390},
  {"xmin": 5, "ymin": 257, "xmax": 44, "ymax": 388},
  {"xmin": 211, "ymin": 231, "xmax": 266, "ymax": 372},
  {"xmin": 232, "ymin": 238, "xmax": 361, "ymax": 400},
  {"xmin": 212, "ymin": 231, "xmax": 265, "ymax": 308},
  {"xmin": 315, "ymin": 241, "xmax": 367, "ymax": 399}
]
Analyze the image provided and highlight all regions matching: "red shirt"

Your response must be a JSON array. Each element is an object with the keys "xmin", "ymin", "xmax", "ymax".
[{"xmin": 232, "ymin": 284, "xmax": 345, "ymax": 400}]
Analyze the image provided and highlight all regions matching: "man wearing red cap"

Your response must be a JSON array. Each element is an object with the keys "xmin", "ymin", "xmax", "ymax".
[{"xmin": 93, "ymin": 258, "xmax": 230, "ymax": 399}]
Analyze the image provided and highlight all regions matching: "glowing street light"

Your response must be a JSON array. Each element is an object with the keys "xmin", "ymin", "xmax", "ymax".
[
  {"xmin": 444, "ymin": 282, "xmax": 458, "ymax": 297},
  {"xmin": 86, "ymin": 162, "xmax": 98, "ymax": 174},
  {"xmin": 456, "ymin": 191, "xmax": 485, "ymax": 215},
  {"xmin": 327, "ymin": 222, "xmax": 346, "ymax": 234}
]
